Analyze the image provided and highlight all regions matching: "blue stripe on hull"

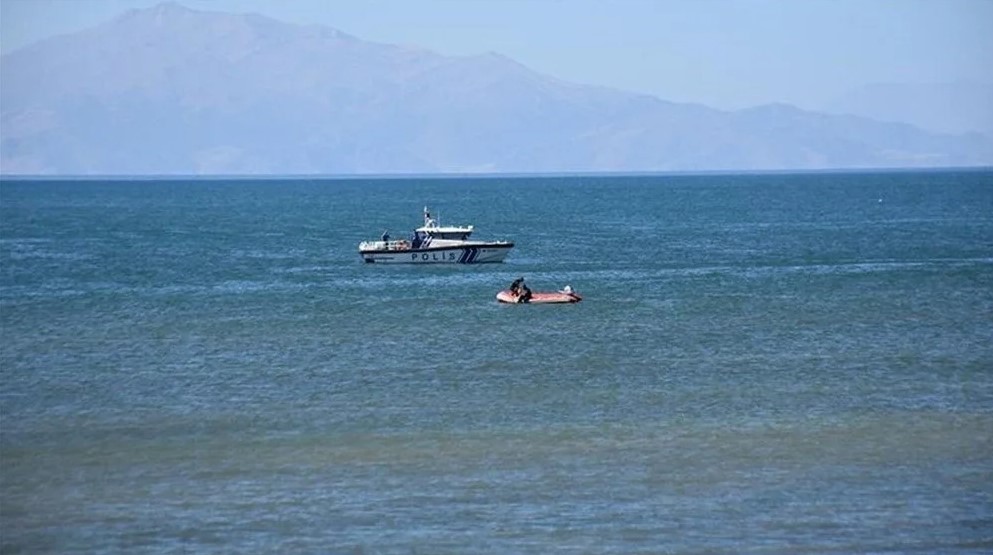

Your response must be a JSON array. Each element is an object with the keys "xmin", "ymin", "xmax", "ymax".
[
  {"xmin": 360, "ymin": 245, "xmax": 510, "ymax": 263},
  {"xmin": 458, "ymin": 247, "xmax": 479, "ymax": 264}
]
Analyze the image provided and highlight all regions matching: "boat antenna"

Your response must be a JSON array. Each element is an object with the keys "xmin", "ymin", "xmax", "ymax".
[{"xmin": 424, "ymin": 206, "xmax": 439, "ymax": 227}]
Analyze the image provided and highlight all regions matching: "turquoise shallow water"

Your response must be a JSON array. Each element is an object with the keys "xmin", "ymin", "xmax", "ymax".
[{"xmin": 2, "ymin": 170, "xmax": 993, "ymax": 554}]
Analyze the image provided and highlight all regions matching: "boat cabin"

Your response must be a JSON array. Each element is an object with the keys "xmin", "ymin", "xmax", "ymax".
[{"xmin": 411, "ymin": 224, "xmax": 473, "ymax": 248}]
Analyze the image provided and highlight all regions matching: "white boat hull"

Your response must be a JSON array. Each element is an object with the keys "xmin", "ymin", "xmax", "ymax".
[{"xmin": 360, "ymin": 244, "xmax": 513, "ymax": 264}]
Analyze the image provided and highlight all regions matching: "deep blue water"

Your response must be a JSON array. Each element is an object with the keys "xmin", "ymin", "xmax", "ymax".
[{"xmin": 2, "ymin": 170, "xmax": 992, "ymax": 554}]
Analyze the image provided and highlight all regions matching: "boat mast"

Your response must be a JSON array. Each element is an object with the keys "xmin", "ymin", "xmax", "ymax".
[{"xmin": 424, "ymin": 206, "xmax": 438, "ymax": 228}]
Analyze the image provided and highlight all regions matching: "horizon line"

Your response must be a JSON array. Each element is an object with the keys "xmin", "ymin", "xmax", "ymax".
[{"xmin": 2, "ymin": 166, "xmax": 991, "ymax": 182}]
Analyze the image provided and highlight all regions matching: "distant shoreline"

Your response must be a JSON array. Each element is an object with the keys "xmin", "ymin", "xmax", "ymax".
[{"xmin": 2, "ymin": 166, "xmax": 991, "ymax": 182}]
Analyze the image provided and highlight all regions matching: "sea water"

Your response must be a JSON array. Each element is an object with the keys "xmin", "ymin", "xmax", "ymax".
[{"xmin": 2, "ymin": 170, "xmax": 992, "ymax": 554}]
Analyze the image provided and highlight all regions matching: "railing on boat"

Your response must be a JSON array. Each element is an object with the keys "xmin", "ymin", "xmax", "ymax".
[{"xmin": 359, "ymin": 240, "xmax": 411, "ymax": 251}]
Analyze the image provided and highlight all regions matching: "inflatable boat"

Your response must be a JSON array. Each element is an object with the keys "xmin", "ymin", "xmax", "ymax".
[{"xmin": 496, "ymin": 288, "xmax": 582, "ymax": 304}]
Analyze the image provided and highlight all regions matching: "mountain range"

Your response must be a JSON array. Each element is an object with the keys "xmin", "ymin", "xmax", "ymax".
[
  {"xmin": 2, "ymin": 1, "xmax": 991, "ymax": 175},
  {"xmin": 822, "ymin": 81, "xmax": 993, "ymax": 137}
]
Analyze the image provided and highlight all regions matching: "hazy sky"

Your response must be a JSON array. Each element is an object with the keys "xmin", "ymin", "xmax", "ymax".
[{"xmin": 2, "ymin": 0, "xmax": 991, "ymax": 110}]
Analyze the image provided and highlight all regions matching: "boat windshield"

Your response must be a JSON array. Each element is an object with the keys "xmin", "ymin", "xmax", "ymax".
[{"xmin": 429, "ymin": 231, "xmax": 470, "ymax": 240}]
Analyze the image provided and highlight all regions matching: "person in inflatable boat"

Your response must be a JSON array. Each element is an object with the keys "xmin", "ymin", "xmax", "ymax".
[
  {"xmin": 517, "ymin": 282, "xmax": 532, "ymax": 303},
  {"xmin": 509, "ymin": 277, "xmax": 523, "ymax": 294},
  {"xmin": 508, "ymin": 277, "xmax": 532, "ymax": 303}
]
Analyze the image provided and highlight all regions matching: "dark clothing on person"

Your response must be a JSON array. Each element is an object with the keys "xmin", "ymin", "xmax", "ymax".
[
  {"xmin": 509, "ymin": 278, "xmax": 524, "ymax": 294},
  {"xmin": 517, "ymin": 284, "xmax": 532, "ymax": 303}
]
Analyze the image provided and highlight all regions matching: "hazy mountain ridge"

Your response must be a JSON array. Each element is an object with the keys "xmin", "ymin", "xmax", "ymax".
[
  {"xmin": 823, "ymin": 81, "xmax": 993, "ymax": 137},
  {"xmin": 2, "ymin": 2, "xmax": 990, "ymax": 175}
]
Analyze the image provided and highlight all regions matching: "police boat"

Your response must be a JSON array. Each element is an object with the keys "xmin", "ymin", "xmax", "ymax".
[{"xmin": 359, "ymin": 207, "xmax": 514, "ymax": 264}]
